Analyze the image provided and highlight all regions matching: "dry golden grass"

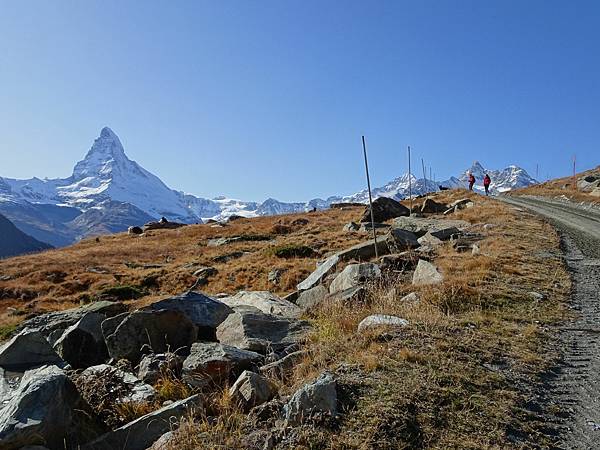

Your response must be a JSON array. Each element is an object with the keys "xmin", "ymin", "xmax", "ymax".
[
  {"xmin": 163, "ymin": 191, "xmax": 571, "ymax": 449},
  {"xmin": 511, "ymin": 165, "xmax": 600, "ymax": 204},
  {"xmin": 0, "ymin": 190, "xmax": 571, "ymax": 448}
]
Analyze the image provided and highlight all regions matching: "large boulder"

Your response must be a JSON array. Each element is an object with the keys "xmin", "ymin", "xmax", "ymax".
[
  {"xmin": 336, "ymin": 239, "xmax": 389, "ymax": 262},
  {"xmin": 0, "ymin": 331, "xmax": 64, "ymax": 371},
  {"xmin": 182, "ymin": 342, "xmax": 262, "ymax": 388},
  {"xmin": 260, "ymin": 350, "xmax": 307, "ymax": 378},
  {"xmin": 143, "ymin": 291, "xmax": 233, "ymax": 340},
  {"xmin": 359, "ymin": 197, "xmax": 410, "ymax": 223},
  {"xmin": 143, "ymin": 219, "xmax": 186, "ymax": 231},
  {"xmin": 0, "ymin": 365, "xmax": 104, "ymax": 449},
  {"xmin": 577, "ymin": 175, "xmax": 600, "ymax": 192},
  {"xmin": 420, "ymin": 198, "xmax": 448, "ymax": 214},
  {"xmin": 53, "ymin": 312, "xmax": 109, "ymax": 369},
  {"xmin": 329, "ymin": 263, "xmax": 381, "ymax": 294},
  {"xmin": 80, "ymin": 364, "xmax": 156, "ymax": 403},
  {"xmin": 216, "ymin": 309, "xmax": 311, "ymax": 353},
  {"xmin": 230, "ymin": 370, "xmax": 276, "ymax": 411},
  {"xmin": 384, "ymin": 228, "xmax": 419, "ymax": 253},
  {"xmin": 283, "ymin": 372, "xmax": 337, "ymax": 425},
  {"xmin": 82, "ymin": 395, "xmax": 201, "ymax": 450},
  {"xmin": 296, "ymin": 285, "xmax": 329, "ymax": 312},
  {"xmin": 16, "ymin": 301, "xmax": 127, "ymax": 345},
  {"xmin": 412, "ymin": 260, "xmax": 444, "ymax": 285},
  {"xmin": 297, "ymin": 255, "xmax": 340, "ymax": 291},
  {"xmin": 219, "ymin": 291, "xmax": 301, "ymax": 318},
  {"xmin": 102, "ymin": 310, "xmax": 197, "ymax": 364}
]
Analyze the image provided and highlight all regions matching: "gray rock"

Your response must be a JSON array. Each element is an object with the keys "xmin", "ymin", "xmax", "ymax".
[
  {"xmin": 0, "ymin": 331, "xmax": 64, "ymax": 371},
  {"xmin": 137, "ymin": 353, "xmax": 183, "ymax": 384},
  {"xmin": 417, "ymin": 232, "xmax": 443, "ymax": 247},
  {"xmin": 220, "ymin": 291, "xmax": 301, "ymax": 318},
  {"xmin": 216, "ymin": 309, "xmax": 311, "ymax": 353},
  {"xmin": 192, "ymin": 266, "xmax": 218, "ymax": 279},
  {"xmin": 343, "ymin": 222, "xmax": 360, "ymax": 232},
  {"xmin": 143, "ymin": 220, "xmax": 186, "ymax": 231},
  {"xmin": 148, "ymin": 431, "xmax": 175, "ymax": 450},
  {"xmin": 182, "ymin": 342, "xmax": 262, "ymax": 388},
  {"xmin": 591, "ymin": 187, "xmax": 600, "ymax": 197},
  {"xmin": 384, "ymin": 228, "xmax": 420, "ymax": 253},
  {"xmin": 400, "ymin": 292, "xmax": 420, "ymax": 304},
  {"xmin": 392, "ymin": 217, "xmax": 469, "ymax": 238},
  {"xmin": 528, "ymin": 291, "xmax": 546, "ymax": 301},
  {"xmin": 16, "ymin": 301, "xmax": 127, "ymax": 344},
  {"xmin": 143, "ymin": 291, "xmax": 232, "ymax": 341},
  {"xmin": 0, "ymin": 365, "xmax": 104, "ymax": 449},
  {"xmin": 359, "ymin": 222, "xmax": 391, "ymax": 232},
  {"xmin": 336, "ymin": 238, "xmax": 389, "ymax": 262},
  {"xmin": 53, "ymin": 312, "xmax": 108, "ymax": 369},
  {"xmin": 449, "ymin": 198, "xmax": 474, "ymax": 209},
  {"xmin": 378, "ymin": 252, "xmax": 419, "ymax": 271},
  {"xmin": 297, "ymin": 254, "xmax": 340, "ymax": 291},
  {"xmin": 128, "ymin": 226, "xmax": 143, "ymax": 235},
  {"xmin": 284, "ymin": 372, "xmax": 337, "ymax": 425},
  {"xmin": 412, "ymin": 260, "xmax": 444, "ymax": 285},
  {"xmin": 82, "ymin": 395, "xmax": 201, "ymax": 450},
  {"xmin": 260, "ymin": 350, "xmax": 307, "ymax": 378},
  {"xmin": 429, "ymin": 226, "xmax": 460, "ymax": 241},
  {"xmin": 81, "ymin": 364, "xmax": 156, "ymax": 403},
  {"xmin": 420, "ymin": 198, "xmax": 448, "ymax": 214},
  {"xmin": 102, "ymin": 310, "xmax": 197, "ymax": 364},
  {"xmin": 329, "ymin": 286, "xmax": 367, "ymax": 304},
  {"xmin": 357, "ymin": 315, "xmax": 409, "ymax": 333},
  {"xmin": 230, "ymin": 370, "xmax": 276, "ymax": 411},
  {"xmin": 296, "ymin": 285, "xmax": 328, "ymax": 312},
  {"xmin": 471, "ymin": 244, "xmax": 481, "ymax": 255},
  {"xmin": 359, "ymin": 197, "xmax": 410, "ymax": 223},
  {"xmin": 329, "ymin": 263, "xmax": 381, "ymax": 294}
]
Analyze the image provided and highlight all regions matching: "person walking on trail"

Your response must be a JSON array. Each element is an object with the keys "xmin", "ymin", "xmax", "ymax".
[
  {"xmin": 468, "ymin": 173, "xmax": 476, "ymax": 191},
  {"xmin": 483, "ymin": 173, "xmax": 491, "ymax": 196}
]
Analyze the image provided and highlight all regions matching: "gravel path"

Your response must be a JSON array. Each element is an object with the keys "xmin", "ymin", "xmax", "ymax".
[{"xmin": 502, "ymin": 195, "xmax": 600, "ymax": 449}]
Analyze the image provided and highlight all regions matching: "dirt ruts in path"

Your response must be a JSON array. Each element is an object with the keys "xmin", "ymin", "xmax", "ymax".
[{"xmin": 503, "ymin": 195, "xmax": 600, "ymax": 449}]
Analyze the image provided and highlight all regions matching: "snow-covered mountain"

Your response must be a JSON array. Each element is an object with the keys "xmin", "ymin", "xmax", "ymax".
[{"xmin": 0, "ymin": 127, "xmax": 537, "ymax": 247}]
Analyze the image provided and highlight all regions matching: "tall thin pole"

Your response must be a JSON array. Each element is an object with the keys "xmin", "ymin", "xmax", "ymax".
[
  {"xmin": 429, "ymin": 167, "xmax": 433, "ymax": 190},
  {"xmin": 421, "ymin": 158, "xmax": 427, "ymax": 198},
  {"xmin": 535, "ymin": 164, "xmax": 539, "ymax": 181},
  {"xmin": 408, "ymin": 146, "xmax": 413, "ymax": 212},
  {"xmin": 362, "ymin": 136, "xmax": 378, "ymax": 258},
  {"xmin": 573, "ymin": 154, "xmax": 577, "ymax": 190}
]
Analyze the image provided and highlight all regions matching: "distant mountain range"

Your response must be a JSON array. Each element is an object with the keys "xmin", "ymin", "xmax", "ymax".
[
  {"xmin": 0, "ymin": 212, "xmax": 53, "ymax": 258},
  {"xmin": 0, "ymin": 127, "xmax": 537, "ymax": 248}
]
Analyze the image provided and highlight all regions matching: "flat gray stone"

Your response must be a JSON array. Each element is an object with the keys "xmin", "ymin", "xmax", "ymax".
[
  {"xmin": 412, "ymin": 260, "xmax": 444, "ymax": 285},
  {"xmin": 329, "ymin": 263, "xmax": 381, "ymax": 294},
  {"xmin": 0, "ymin": 331, "xmax": 64, "ymax": 372},
  {"xmin": 357, "ymin": 314, "xmax": 409, "ymax": 333}
]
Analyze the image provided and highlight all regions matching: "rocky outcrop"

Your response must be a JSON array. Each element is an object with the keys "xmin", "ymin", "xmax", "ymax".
[
  {"xmin": 143, "ymin": 291, "xmax": 233, "ymax": 340},
  {"xmin": 420, "ymin": 198, "xmax": 448, "ymax": 214},
  {"xmin": 0, "ymin": 331, "xmax": 64, "ymax": 371},
  {"xmin": 392, "ymin": 217, "xmax": 469, "ymax": 238},
  {"xmin": 128, "ymin": 226, "xmax": 143, "ymax": 235},
  {"xmin": 296, "ymin": 285, "xmax": 329, "ymax": 312},
  {"xmin": 53, "ymin": 312, "xmax": 111, "ymax": 369},
  {"xmin": 359, "ymin": 197, "xmax": 410, "ymax": 223},
  {"xmin": 219, "ymin": 291, "xmax": 301, "ymax": 318},
  {"xmin": 143, "ymin": 218, "xmax": 186, "ymax": 231},
  {"xmin": 284, "ymin": 372, "xmax": 337, "ymax": 425},
  {"xmin": 16, "ymin": 301, "xmax": 127, "ymax": 345},
  {"xmin": 0, "ymin": 365, "xmax": 103, "ymax": 449},
  {"xmin": 102, "ymin": 310, "xmax": 197, "ymax": 364},
  {"xmin": 182, "ymin": 342, "xmax": 262, "ymax": 388},
  {"xmin": 216, "ymin": 309, "xmax": 311, "ymax": 353},
  {"xmin": 329, "ymin": 263, "xmax": 381, "ymax": 294}
]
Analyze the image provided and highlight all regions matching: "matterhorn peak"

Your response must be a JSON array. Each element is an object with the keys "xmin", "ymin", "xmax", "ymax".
[{"xmin": 72, "ymin": 127, "xmax": 128, "ymax": 179}]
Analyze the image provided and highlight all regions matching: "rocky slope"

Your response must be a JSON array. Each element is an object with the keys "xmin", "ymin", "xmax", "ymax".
[{"xmin": 0, "ymin": 212, "xmax": 52, "ymax": 258}]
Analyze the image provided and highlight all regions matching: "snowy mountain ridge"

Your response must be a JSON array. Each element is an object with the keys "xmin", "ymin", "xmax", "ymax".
[{"xmin": 0, "ymin": 127, "xmax": 537, "ymax": 245}]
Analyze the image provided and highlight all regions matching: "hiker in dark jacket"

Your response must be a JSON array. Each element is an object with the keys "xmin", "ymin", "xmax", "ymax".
[
  {"xmin": 483, "ymin": 174, "xmax": 491, "ymax": 196},
  {"xmin": 468, "ymin": 173, "xmax": 476, "ymax": 191}
]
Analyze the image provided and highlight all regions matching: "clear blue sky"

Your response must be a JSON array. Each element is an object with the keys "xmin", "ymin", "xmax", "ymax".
[{"xmin": 1, "ymin": 1, "xmax": 598, "ymax": 202}]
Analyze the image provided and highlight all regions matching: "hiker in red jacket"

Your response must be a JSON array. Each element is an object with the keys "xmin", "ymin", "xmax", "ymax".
[
  {"xmin": 468, "ymin": 173, "xmax": 476, "ymax": 191},
  {"xmin": 483, "ymin": 173, "xmax": 491, "ymax": 196}
]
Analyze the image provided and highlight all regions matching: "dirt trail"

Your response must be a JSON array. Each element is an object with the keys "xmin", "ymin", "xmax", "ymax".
[{"xmin": 502, "ymin": 195, "xmax": 600, "ymax": 449}]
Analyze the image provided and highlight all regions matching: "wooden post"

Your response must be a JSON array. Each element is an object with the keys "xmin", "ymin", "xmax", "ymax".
[
  {"xmin": 362, "ymin": 136, "xmax": 378, "ymax": 258},
  {"xmin": 421, "ymin": 158, "xmax": 427, "ymax": 199},
  {"xmin": 408, "ymin": 146, "xmax": 413, "ymax": 212}
]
